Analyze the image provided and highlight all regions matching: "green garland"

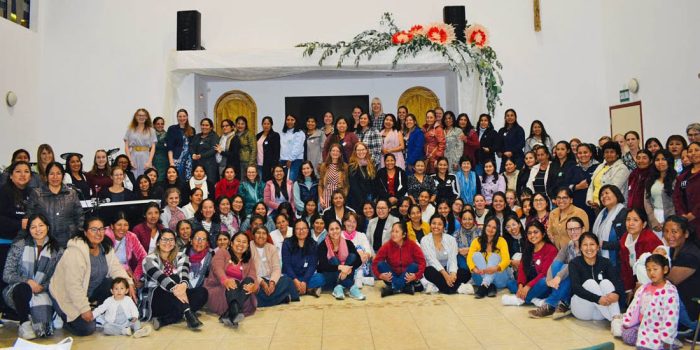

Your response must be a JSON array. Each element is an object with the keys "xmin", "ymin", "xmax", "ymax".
[{"xmin": 296, "ymin": 13, "xmax": 503, "ymax": 114}]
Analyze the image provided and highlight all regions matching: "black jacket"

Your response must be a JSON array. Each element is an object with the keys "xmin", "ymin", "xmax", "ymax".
[
  {"xmin": 569, "ymin": 255, "xmax": 625, "ymax": 304},
  {"xmin": 376, "ymin": 168, "xmax": 407, "ymax": 203},
  {"xmin": 476, "ymin": 128, "xmax": 502, "ymax": 165},
  {"xmin": 316, "ymin": 239, "xmax": 361, "ymax": 273},
  {"xmin": 220, "ymin": 133, "xmax": 242, "ymax": 180},
  {"xmin": 256, "ymin": 131, "xmax": 280, "ymax": 183},
  {"xmin": 0, "ymin": 184, "xmax": 30, "ymax": 240},
  {"xmin": 347, "ymin": 165, "xmax": 376, "ymax": 212}
]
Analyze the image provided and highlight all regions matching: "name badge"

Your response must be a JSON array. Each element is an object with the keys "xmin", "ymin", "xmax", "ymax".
[
  {"xmin": 303, "ymin": 262, "xmax": 308, "ymax": 268},
  {"xmin": 598, "ymin": 273, "xmax": 603, "ymax": 281},
  {"xmin": 264, "ymin": 141, "xmax": 269, "ymax": 145},
  {"xmin": 535, "ymin": 259, "xmax": 541, "ymax": 265}
]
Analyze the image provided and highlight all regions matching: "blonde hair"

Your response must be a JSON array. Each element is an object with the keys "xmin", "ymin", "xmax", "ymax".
[
  {"xmin": 36, "ymin": 144, "xmax": 55, "ymax": 179},
  {"xmin": 371, "ymin": 97, "xmax": 383, "ymax": 116},
  {"xmin": 348, "ymin": 142, "xmax": 376, "ymax": 178},
  {"xmin": 154, "ymin": 231, "xmax": 178, "ymax": 264}
]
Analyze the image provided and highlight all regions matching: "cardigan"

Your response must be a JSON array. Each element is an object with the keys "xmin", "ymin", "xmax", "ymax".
[
  {"xmin": 407, "ymin": 221, "xmax": 430, "ymax": 242},
  {"xmin": 622, "ymin": 281, "xmax": 679, "ymax": 349},
  {"xmin": 263, "ymin": 179, "xmax": 295, "ymax": 214},
  {"xmin": 466, "ymin": 236, "xmax": 511, "ymax": 273},
  {"xmin": 420, "ymin": 233, "xmax": 459, "ymax": 273},
  {"xmin": 281, "ymin": 238, "xmax": 318, "ymax": 283},
  {"xmin": 619, "ymin": 228, "xmax": 663, "ymax": 292},
  {"xmin": 104, "ymin": 227, "xmax": 147, "ymax": 281},
  {"xmin": 586, "ymin": 159, "xmax": 631, "ymax": 205},
  {"xmin": 365, "ymin": 215, "xmax": 400, "ymax": 253},
  {"xmin": 238, "ymin": 129, "xmax": 257, "ymax": 166},
  {"xmin": 250, "ymin": 242, "xmax": 282, "ymax": 284},
  {"xmin": 141, "ymin": 251, "xmax": 191, "ymax": 320},
  {"xmin": 132, "ymin": 222, "xmax": 165, "ymax": 253},
  {"xmin": 673, "ymin": 169, "xmax": 700, "ymax": 239},
  {"xmin": 376, "ymin": 168, "xmax": 407, "ymax": 201},
  {"xmin": 404, "ymin": 127, "xmax": 426, "ymax": 168},
  {"xmin": 371, "ymin": 239, "xmax": 426, "ymax": 279}
]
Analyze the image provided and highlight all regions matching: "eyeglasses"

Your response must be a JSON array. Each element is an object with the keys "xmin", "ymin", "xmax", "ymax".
[
  {"xmin": 87, "ymin": 227, "xmax": 106, "ymax": 234},
  {"xmin": 566, "ymin": 227, "xmax": 582, "ymax": 233},
  {"xmin": 160, "ymin": 238, "xmax": 175, "ymax": 243}
]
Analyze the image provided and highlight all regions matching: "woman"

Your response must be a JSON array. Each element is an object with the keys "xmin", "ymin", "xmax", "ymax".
[
  {"xmin": 455, "ymin": 156, "xmax": 480, "ymax": 206},
  {"xmin": 304, "ymin": 116, "xmax": 326, "ymax": 169},
  {"xmin": 417, "ymin": 190, "xmax": 436, "ymax": 224},
  {"xmin": 407, "ymin": 204, "xmax": 430, "ymax": 243},
  {"xmin": 475, "ymin": 114, "xmax": 501, "ymax": 176},
  {"xmin": 176, "ymin": 220, "xmax": 193, "ymax": 250},
  {"xmin": 524, "ymin": 120, "xmax": 554, "ymax": 153},
  {"xmin": 569, "ymin": 232, "xmax": 624, "ymax": 321},
  {"xmin": 405, "ymin": 159, "xmax": 435, "ymax": 204},
  {"xmin": 152, "ymin": 117, "xmax": 169, "ymax": 182},
  {"xmin": 34, "ymin": 144, "xmax": 55, "ymax": 183},
  {"xmin": 497, "ymin": 109, "xmax": 525, "ymax": 171},
  {"xmin": 586, "ymin": 141, "xmax": 631, "ymax": 208},
  {"xmin": 502, "ymin": 221, "xmax": 557, "ymax": 306},
  {"xmin": 62, "ymin": 153, "xmax": 92, "ymax": 199},
  {"xmin": 473, "ymin": 194, "xmax": 490, "ymax": 227},
  {"xmin": 502, "ymin": 215, "xmax": 526, "ymax": 272},
  {"xmin": 527, "ymin": 192, "xmax": 551, "ymax": 230},
  {"xmin": 112, "ymin": 156, "xmax": 135, "ymax": 193},
  {"xmin": 423, "ymin": 110, "xmax": 446, "ymax": 174},
  {"xmin": 644, "ymin": 150, "xmax": 676, "ymax": 235},
  {"xmin": 215, "ymin": 118, "xmax": 241, "ymax": 180},
  {"xmin": 141, "ymin": 230, "xmax": 207, "ymax": 330},
  {"xmin": 240, "ymin": 202, "xmax": 276, "ymax": 233},
  {"xmin": 3, "ymin": 214, "xmax": 62, "ymax": 340},
  {"xmin": 215, "ymin": 166, "xmax": 240, "ymax": 200},
  {"xmin": 481, "ymin": 160, "xmax": 506, "ymax": 204},
  {"xmin": 0, "ymin": 150, "xmax": 37, "ymax": 189},
  {"xmin": 190, "ymin": 118, "xmax": 221, "ymax": 182},
  {"xmin": 347, "ymin": 142, "xmax": 376, "ymax": 213},
  {"xmin": 279, "ymin": 114, "xmax": 305, "ymax": 181},
  {"xmin": 322, "ymin": 190, "xmax": 354, "ymax": 227},
  {"xmin": 526, "ymin": 145, "xmax": 553, "ymax": 195},
  {"xmin": 282, "ymin": 220, "xmax": 319, "ymax": 297},
  {"xmin": 548, "ymin": 188, "xmax": 590, "ymax": 250},
  {"xmin": 396, "ymin": 196, "xmax": 412, "ymax": 222},
  {"xmin": 516, "ymin": 151, "xmax": 537, "ymax": 198},
  {"xmin": 454, "ymin": 208, "xmax": 481, "ymax": 270},
  {"xmin": 134, "ymin": 174, "xmax": 154, "ymax": 200},
  {"xmin": 621, "ymin": 131, "xmax": 642, "ymax": 170},
  {"xmin": 396, "ymin": 106, "xmax": 407, "ymax": 133},
  {"xmin": 27, "ymin": 162, "xmax": 83, "ymax": 248},
  {"xmin": 186, "ymin": 230, "xmax": 214, "ymax": 288},
  {"xmin": 673, "ymin": 141, "xmax": 700, "ymax": 239},
  {"xmin": 232, "ymin": 116, "xmax": 255, "ymax": 178},
  {"xmin": 97, "ymin": 167, "xmax": 134, "ymax": 204},
  {"xmin": 432, "ymin": 157, "xmax": 459, "ymax": 204},
  {"xmin": 370, "ymin": 97, "xmax": 385, "ymax": 130},
  {"xmin": 323, "ymin": 117, "xmax": 358, "ymax": 162},
  {"xmin": 86, "ymin": 150, "xmax": 112, "ymax": 195},
  {"xmin": 457, "ymin": 113, "xmax": 480, "ymax": 169},
  {"xmin": 342, "ymin": 212, "xmax": 373, "ymax": 289},
  {"xmin": 467, "ymin": 216, "xmax": 511, "ymax": 298},
  {"xmin": 664, "ymin": 216, "xmax": 700, "ymax": 327},
  {"xmin": 160, "ymin": 188, "xmax": 186, "ymax": 231},
  {"xmin": 166, "ymin": 109, "xmax": 196, "ymax": 179},
  {"xmin": 256, "ymin": 116, "xmax": 281, "ymax": 183},
  {"xmin": 239, "ymin": 165, "xmax": 265, "ymax": 216},
  {"xmin": 318, "ymin": 143, "xmax": 349, "ymax": 211},
  {"xmin": 321, "ymin": 111, "xmax": 335, "ymax": 137},
  {"xmin": 547, "ymin": 141, "xmax": 577, "ymax": 199},
  {"xmin": 501, "ymin": 158, "xmax": 520, "ymax": 193},
  {"xmin": 421, "ymin": 214, "xmax": 471, "ymax": 294},
  {"xmin": 190, "ymin": 198, "xmax": 225, "ymax": 247},
  {"xmin": 619, "ymin": 208, "xmax": 663, "ymax": 301},
  {"xmin": 404, "ymin": 114, "xmax": 425, "ymax": 175},
  {"xmin": 443, "ymin": 112, "xmax": 470, "ymax": 174},
  {"xmin": 354, "ymin": 113, "xmax": 382, "ymax": 167},
  {"xmin": 189, "ymin": 166, "xmax": 212, "ymax": 203},
  {"xmin": 645, "ymin": 138, "xmax": 664, "ymax": 155},
  {"xmin": 437, "ymin": 200, "xmax": 458, "ymax": 236},
  {"xmin": 104, "ymin": 212, "xmax": 147, "ymax": 285},
  {"xmin": 571, "ymin": 143, "xmax": 599, "ymax": 226},
  {"xmin": 376, "ymin": 154, "xmax": 407, "ymax": 208},
  {"xmin": 133, "ymin": 202, "xmax": 165, "ymax": 254},
  {"xmin": 50, "ymin": 217, "xmax": 134, "ymax": 336},
  {"xmin": 124, "ymin": 108, "xmax": 157, "ymax": 177},
  {"xmin": 627, "ymin": 150, "xmax": 653, "ymax": 210},
  {"xmin": 263, "ymin": 165, "xmax": 295, "ymax": 215},
  {"xmin": 182, "ymin": 187, "xmax": 204, "ymax": 220},
  {"xmin": 223, "ymin": 195, "xmax": 244, "ymax": 235},
  {"xmin": 250, "ymin": 226, "xmax": 298, "ymax": 306},
  {"xmin": 310, "ymin": 214, "xmax": 328, "ymax": 242},
  {"xmin": 373, "ymin": 222, "xmax": 426, "ymax": 296},
  {"xmin": 592, "ymin": 185, "xmax": 629, "ymax": 267},
  {"xmin": 292, "ymin": 161, "xmax": 319, "ymax": 214},
  {"xmin": 366, "ymin": 200, "xmax": 400, "ymax": 254},
  {"xmin": 300, "ymin": 199, "xmax": 318, "ymax": 227},
  {"xmin": 0, "ymin": 161, "xmax": 32, "ymax": 297},
  {"xmin": 155, "ymin": 166, "xmax": 189, "ymax": 207},
  {"xmin": 380, "ymin": 114, "xmax": 405, "ymax": 169}
]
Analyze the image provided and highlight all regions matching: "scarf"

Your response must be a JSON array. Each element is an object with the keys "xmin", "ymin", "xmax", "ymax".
[
  {"xmin": 343, "ymin": 230, "xmax": 357, "ymax": 241},
  {"xmin": 221, "ymin": 212, "xmax": 236, "ymax": 234},
  {"xmin": 188, "ymin": 249, "xmax": 208, "ymax": 277},
  {"xmin": 592, "ymin": 203, "xmax": 624, "ymax": 259},
  {"xmin": 325, "ymin": 236, "xmax": 349, "ymax": 264},
  {"xmin": 18, "ymin": 240, "xmax": 54, "ymax": 337},
  {"xmin": 190, "ymin": 176, "xmax": 209, "ymax": 198},
  {"xmin": 168, "ymin": 207, "xmax": 186, "ymax": 231},
  {"xmin": 454, "ymin": 226, "xmax": 480, "ymax": 249},
  {"xmin": 456, "ymin": 170, "xmax": 477, "ymax": 205}
]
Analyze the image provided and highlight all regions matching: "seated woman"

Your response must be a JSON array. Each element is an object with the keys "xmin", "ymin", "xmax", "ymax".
[
  {"xmin": 569, "ymin": 232, "xmax": 624, "ymax": 321},
  {"xmin": 250, "ymin": 226, "xmax": 298, "ymax": 306},
  {"xmin": 215, "ymin": 232, "xmax": 230, "ymax": 251},
  {"xmin": 215, "ymin": 166, "xmax": 240, "ymax": 200},
  {"xmin": 618, "ymin": 208, "xmax": 663, "ymax": 303},
  {"xmin": 417, "ymin": 190, "xmax": 436, "ymax": 224},
  {"xmin": 467, "ymin": 216, "xmax": 511, "ymax": 298},
  {"xmin": 342, "ymin": 212, "xmax": 374, "ymax": 289},
  {"xmin": 133, "ymin": 202, "xmax": 165, "ymax": 254},
  {"xmin": 407, "ymin": 204, "xmax": 430, "ymax": 243},
  {"xmin": 218, "ymin": 196, "xmax": 237, "ymax": 235},
  {"xmin": 529, "ymin": 217, "xmax": 585, "ymax": 319},
  {"xmin": 160, "ymin": 188, "xmax": 186, "ymax": 231},
  {"xmin": 293, "ymin": 161, "xmax": 319, "ymax": 214},
  {"xmin": 454, "ymin": 208, "xmax": 481, "ymax": 271},
  {"xmin": 240, "ymin": 202, "xmax": 276, "ymax": 233},
  {"xmin": 104, "ymin": 212, "xmax": 147, "ymax": 287},
  {"xmin": 366, "ymin": 200, "xmax": 400, "ymax": 254},
  {"xmin": 282, "ymin": 220, "xmax": 319, "ymax": 297},
  {"xmin": 663, "ymin": 216, "xmax": 700, "ymax": 334},
  {"xmin": 50, "ymin": 217, "xmax": 134, "ymax": 336},
  {"xmin": 189, "ymin": 165, "xmax": 213, "ymax": 200},
  {"xmin": 97, "ymin": 167, "xmax": 134, "ymax": 203},
  {"xmin": 300, "ymin": 199, "xmax": 319, "ymax": 228},
  {"xmin": 141, "ymin": 230, "xmax": 207, "ymax": 330},
  {"xmin": 502, "ymin": 221, "xmax": 557, "ymax": 306},
  {"xmin": 175, "ymin": 220, "xmax": 193, "ymax": 250},
  {"xmin": 421, "ymin": 214, "xmax": 471, "ymax": 294},
  {"xmin": 134, "ymin": 175, "xmax": 154, "ymax": 200},
  {"xmin": 591, "ymin": 184, "xmax": 628, "ymax": 268},
  {"xmin": 190, "ymin": 198, "xmax": 227, "ymax": 248},
  {"xmin": 3, "ymin": 214, "xmax": 62, "ymax": 340},
  {"xmin": 376, "ymin": 153, "xmax": 407, "ymax": 209},
  {"xmin": 154, "ymin": 166, "xmax": 190, "ymax": 207},
  {"xmin": 270, "ymin": 213, "xmax": 293, "ymax": 257},
  {"xmin": 406, "ymin": 159, "xmax": 437, "ymax": 203},
  {"xmin": 263, "ymin": 165, "xmax": 295, "ymax": 216},
  {"xmin": 309, "ymin": 214, "xmax": 327, "ymax": 242},
  {"xmin": 548, "ymin": 187, "xmax": 590, "ymax": 250},
  {"xmin": 308, "ymin": 220, "xmax": 365, "ymax": 300},
  {"xmin": 373, "ymin": 222, "xmax": 426, "ymax": 297},
  {"xmin": 395, "ymin": 197, "xmax": 412, "ymax": 222},
  {"xmin": 186, "ymin": 230, "xmax": 214, "ymax": 288},
  {"xmin": 322, "ymin": 190, "xmax": 355, "ymax": 226},
  {"xmin": 502, "ymin": 215, "xmax": 526, "ymax": 272}
]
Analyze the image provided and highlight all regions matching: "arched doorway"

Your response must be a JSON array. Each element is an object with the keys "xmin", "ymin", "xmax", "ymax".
[
  {"xmin": 397, "ymin": 86, "xmax": 440, "ymax": 126},
  {"xmin": 214, "ymin": 90, "xmax": 258, "ymax": 134}
]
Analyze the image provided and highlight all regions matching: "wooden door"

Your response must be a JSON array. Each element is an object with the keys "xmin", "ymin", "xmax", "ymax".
[
  {"xmin": 397, "ymin": 86, "xmax": 440, "ymax": 126},
  {"xmin": 214, "ymin": 90, "xmax": 257, "ymax": 134}
]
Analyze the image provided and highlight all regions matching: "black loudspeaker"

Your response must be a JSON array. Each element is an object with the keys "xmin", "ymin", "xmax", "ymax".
[
  {"xmin": 177, "ymin": 10, "xmax": 202, "ymax": 51},
  {"xmin": 443, "ymin": 6, "xmax": 466, "ymax": 43}
]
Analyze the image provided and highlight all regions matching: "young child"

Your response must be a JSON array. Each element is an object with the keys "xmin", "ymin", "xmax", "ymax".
[
  {"xmin": 620, "ymin": 254, "xmax": 680, "ymax": 349},
  {"xmin": 93, "ymin": 278, "xmax": 152, "ymax": 338}
]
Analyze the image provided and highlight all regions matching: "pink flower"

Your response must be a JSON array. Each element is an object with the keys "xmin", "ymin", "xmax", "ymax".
[
  {"xmin": 465, "ymin": 23, "xmax": 490, "ymax": 48},
  {"xmin": 392, "ymin": 31, "xmax": 414, "ymax": 45},
  {"xmin": 425, "ymin": 23, "xmax": 456, "ymax": 45}
]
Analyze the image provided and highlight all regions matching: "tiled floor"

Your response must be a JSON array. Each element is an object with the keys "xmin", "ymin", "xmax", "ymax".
[{"xmin": 0, "ymin": 285, "xmax": 628, "ymax": 349}]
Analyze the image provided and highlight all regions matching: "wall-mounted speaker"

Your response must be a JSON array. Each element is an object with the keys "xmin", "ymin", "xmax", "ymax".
[
  {"xmin": 177, "ymin": 10, "xmax": 202, "ymax": 51},
  {"xmin": 443, "ymin": 6, "xmax": 466, "ymax": 43}
]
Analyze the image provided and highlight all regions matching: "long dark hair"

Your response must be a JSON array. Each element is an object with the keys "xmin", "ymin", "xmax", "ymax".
[
  {"xmin": 521, "ymin": 221, "xmax": 553, "ymax": 273},
  {"xmin": 478, "ymin": 216, "xmax": 501, "ymax": 253},
  {"xmin": 645, "ymin": 150, "xmax": 677, "ymax": 196},
  {"xmin": 457, "ymin": 113, "xmax": 474, "ymax": 133},
  {"xmin": 5, "ymin": 161, "xmax": 31, "ymax": 204},
  {"xmin": 229, "ymin": 231, "xmax": 252, "ymax": 264},
  {"xmin": 481, "ymin": 159, "xmax": 500, "ymax": 184},
  {"xmin": 528, "ymin": 120, "xmax": 551, "ymax": 141},
  {"xmin": 503, "ymin": 108, "xmax": 519, "ymax": 128},
  {"xmin": 282, "ymin": 114, "xmax": 301, "ymax": 133},
  {"xmin": 477, "ymin": 114, "xmax": 494, "ymax": 130},
  {"xmin": 194, "ymin": 198, "xmax": 221, "ymax": 223},
  {"xmin": 271, "ymin": 165, "xmax": 289, "ymax": 199},
  {"xmin": 25, "ymin": 214, "xmax": 61, "ymax": 253},
  {"xmin": 78, "ymin": 217, "xmax": 113, "ymax": 253},
  {"xmin": 296, "ymin": 160, "xmax": 318, "ymax": 182},
  {"xmin": 290, "ymin": 219, "xmax": 316, "ymax": 255}
]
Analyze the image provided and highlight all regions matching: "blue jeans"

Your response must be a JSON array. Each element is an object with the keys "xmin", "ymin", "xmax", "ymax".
[
  {"xmin": 470, "ymin": 252, "xmax": 510, "ymax": 288},
  {"xmin": 308, "ymin": 254, "xmax": 357, "ymax": 290},
  {"xmin": 457, "ymin": 254, "xmax": 468, "ymax": 270},
  {"xmin": 281, "ymin": 159, "xmax": 302, "ymax": 182},
  {"xmin": 377, "ymin": 262, "xmax": 419, "ymax": 290},
  {"xmin": 257, "ymin": 275, "xmax": 299, "ymax": 307},
  {"xmin": 506, "ymin": 278, "xmax": 550, "ymax": 303},
  {"xmin": 544, "ymin": 260, "xmax": 572, "ymax": 308},
  {"xmin": 679, "ymin": 299, "xmax": 699, "ymax": 329}
]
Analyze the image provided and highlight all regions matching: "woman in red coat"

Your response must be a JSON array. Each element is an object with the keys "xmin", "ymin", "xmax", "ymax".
[
  {"xmin": 423, "ymin": 110, "xmax": 446, "ymax": 174},
  {"xmin": 673, "ymin": 142, "xmax": 700, "ymax": 240},
  {"xmin": 618, "ymin": 208, "xmax": 663, "ymax": 303},
  {"xmin": 372, "ymin": 222, "xmax": 426, "ymax": 297}
]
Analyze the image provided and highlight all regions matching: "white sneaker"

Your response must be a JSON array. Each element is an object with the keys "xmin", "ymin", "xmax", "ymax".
[
  {"xmin": 457, "ymin": 283, "xmax": 474, "ymax": 295},
  {"xmin": 424, "ymin": 282, "xmax": 439, "ymax": 294},
  {"xmin": 531, "ymin": 298, "xmax": 545, "ymax": 307},
  {"xmin": 354, "ymin": 276, "xmax": 363, "ymax": 289},
  {"xmin": 501, "ymin": 294, "xmax": 525, "ymax": 306},
  {"xmin": 121, "ymin": 327, "xmax": 132, "ymax": 336},
  {"xmin": 52, "ymin": 314, "xmax": 63, "ymax": 330},
  {"xmin": 610, "ymin": 315, "xmax": 622, "ymax": 337},
  {"xmin": 362, "ymin": 277, "xmax": 375, "ymax": 286},
  {"xmin": 133, "ymin": 325, "xmax": 152, "ymax": 338},
  {"xmin": 18, "ymin": 321, "xmax": 37, "ymax": 340}
]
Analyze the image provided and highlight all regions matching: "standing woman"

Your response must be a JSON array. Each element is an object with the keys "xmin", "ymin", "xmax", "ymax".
[
  {"xmin": 644, "ymin": 150, "xmax": 676, "ymax": 236},
  {"xmin": 586, "ymin": 141, "xmax": 631, "ymax": 209},
  {"xmin": 475, "ymin": 114, "xmax": 501, "ymax": 176},
  {"xmin": 215, "ymin": 119, "xmax": 241, "ymax": 180},
  {"xmin": 27, "ymin": 162, "xmax": 83, "ymax": 248},
  {"xmin": 321, "ymin": 111, "xmax": 335, "ymax": 138},
  {"xmin": 263, "ymin": 165, "xmax": 294, "ymax": 216},
  {"xmin": 621, "ymin": 131, "xmax": 642, "ymax": 170},
  {"xmin": 239, "ymin": 165, "xmax": 264, "ymax": 216},
  {"xmin": 235, "ymin": 116, "xmax": 257, "ymax": 179},
  {"xmin": 304, "ymin": 115, "xmax": 325, "ymax": 169},
  {"xmin": 352, "ymin": 113, "xmax": 381, "ymax": 167},
  {"xmin": 423, "ymin": 110, "xmax": 446, "ymax": 174},
  {"xmin": 420, "ymin": 214, "xmax": 471, "ymax": 294},
  {"xmin": 279, "ymin": 114, "xmax": 306, "ymax": 182},
  {"xmin": 124, "ymin": 108, "xmax": 157, "ymax": 177},
  {"xmin": 318, "ymin": 143, "xmax": 349, "ymax": 212},
  {"xmin": 443, "ymin": 111, "xmax": 464, "ymax": 174},
  {"xmin": 323, "ymin": 117, "xmax": 358, "ymax": 162},
  {"xmin": 525, "ymin": 120, "xmax": 554, "ymax": 153},
  {"xmin": 86, "ymin": 150, "xmax": 112, "ymax": 196},
  {"xmin": 191, "ymin": 118, "xmax": 221, "ymax": 183},
  {"xmin": 256, "ymin": 116, "xmax": 281, "ymax": 183},
  {"xmin": 480, "ymin": 160, "xmax": 506, "ymax": 204},
  {"xmin": 35, "ymin": 144, "xmax": 55, "ymax": 183},
  {"xmin": 152, "ymin": 117, "xmax": 169, "ymax": 182},
  {"xmin": 526, "ymin": 145, "xmax": 553, "ymax": 195},
  {"xmin": 62, "ymin": 153, "xmax": 91, "ymax": 199},
  {"xmin": 497, "ymin": 109, "xmax": 525, "ymax": 171},
  {"xmin": 370, "ymin": 97, "xmax": 385, "ymax": 130},
  {"xmin": 547, "ymin": 141, "xmax": 577, "ymax": 199},
  {"xmin": 166, "ymin": 109, "xmax": 196, "ymax": 179},
  {"xmin": 347, "ymin": 143, "xmax": 377, "ymax": 213},
  {"xmin": 404, "ymin": 114, "xmax": 425, "ymax": 175},
  {"xmin": 293, "ymin": 161, "xmax": 319, "ymax": 214},
  {"xmin": 457, "ymin": 113, "xmax": 480, "ymax": 168},
  {"xmin": 673, "ymin": 142, "xmax": 700, "ymax": 239},
  {"xmin": 571, "ymin": 144, "xmax": 599, "ymax": 226},
  {"xmin": 626, "ymin": 150, "xmax": 653, "ymax": 210},
  {"xmin": 380, "ymin": 114, "xmax": 405, "ymax": 169}
]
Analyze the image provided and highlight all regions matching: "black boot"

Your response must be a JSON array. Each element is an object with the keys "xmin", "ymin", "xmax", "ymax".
[
  {"xmin": 226, "ymin": 301, "xmax": 244, "ymax": 328},
  {"xmin": 380, "ymin": 286, "xmax": 394, "ymax": 298},
  {"xmin": 184, "ymin": 309, "xmax": 202, "ymax": 330},
  {"xmin": 401, "ymin": 284, "xmax": 415, "ymax": 295}
]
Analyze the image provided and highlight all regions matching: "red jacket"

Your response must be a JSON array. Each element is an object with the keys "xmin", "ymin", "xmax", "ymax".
[
  {"xmin": 132, "ymin": 222, "xmax": 166, "ymax": 253},
  {"xmin": 673, "ymin": 170, "xmax": 700, "ymax": 240},
  {"xmin": 517, "ymin": 243, "xmax": 557, "ymax": 288},
  {"xmin": 462, "ymin": 129, "xmax": 480, "ymax": 164},
  {"xmin": 627, "ymin": 167, "xmax": 651, "ymax": 210},
  {"xmin": 371, "ymin": 239, "xmax": 426, "ymax": 279},
  {"xmin": 215, "ymin": 178, "xmax": 240, "ymax": 199},
  {"xmin": 619, "ymin": 228, "xmax": 663, "ymax": 291}
]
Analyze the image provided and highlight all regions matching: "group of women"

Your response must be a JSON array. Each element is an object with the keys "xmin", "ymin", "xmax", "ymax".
[{"xmin": 0, "ymin": 102, "xmax": 699, "ymax": 349}]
